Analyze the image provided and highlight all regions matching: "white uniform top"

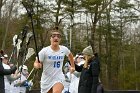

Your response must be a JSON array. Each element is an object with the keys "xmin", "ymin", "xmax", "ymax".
[
  {"xmin": 18, "ymin": 74, "xmax": 27, "ymax": 93},
  {"xmin": 62, "ymin": 72, "xmax": 79, "ymax": 93},
  {"xmin": 39, "ymin": 45, "xmax": 70, "ymax": 93},
  {"xmin": 10, "ymin": 80, "xmax": 19, "ymax": 93},
  {"xmin": 10, "ymin": 74, "xmax": 27, "ymax": 93},
  {"xmin": 2, "ymin": 63, "xmax": 11, "ymax": 93}
]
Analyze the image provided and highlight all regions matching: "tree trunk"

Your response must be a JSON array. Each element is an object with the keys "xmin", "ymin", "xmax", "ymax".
[
  {"xmin": 90, "ymin": 4, "xmax": 99, "ymax": 52},
  {"xmin": 1, "ymin": 0, "xmax": 15, "ymax": 49}
]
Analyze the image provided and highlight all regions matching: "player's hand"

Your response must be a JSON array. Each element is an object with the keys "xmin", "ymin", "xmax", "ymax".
[
  {"xmin": 69, "ymin": 66, "xmax": 75, "ymax": 73},
  {"xmin": 34, "ymin": 62, "xmax": 42, "ymax": 69}
]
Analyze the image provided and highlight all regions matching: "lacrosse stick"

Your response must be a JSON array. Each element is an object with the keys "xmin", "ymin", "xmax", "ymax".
[
  {"xmin": 65, "ymin": 72, "xmax": 71, "ymax": 93},
  {"xmin": 22, "ymin": 48, "xmax": 35, "ymax": 65},
  {"xmin": 19, "ymin": 48, "xmax": 35, "ymax": 75},
  {"xmin": 27, "ymin": 68, "xmax": 38, "ymax": 91},
  {"xmin": 22, "ymin": 1, "xmax": 41, "ymax": 90},
  {"xmin": 16, "ymin": 25, "xmax": 29, "ymax": 68},
  {"xmin": 19, "ymin": 31, "xmax": 33, "ymax": 66},
  {"xmin": 27, "ymin": 67, "xmax": 35, "ymax": 80},
  {"xmin": 8, "ymin": 35, "xmax": 18, "ymax": 63},
  {"xmin": 16, "ymin": 39, "xmax": 22, "ymax": 60},
  {"xmin": 20, "ymin": 25, "xmax": 28, "ymax": 48},
  {"xmin": 12, "ymin": 35, "xmax": 18, "ymax": 46},
  {"xmin": 22, "ymin": 32, "xmax": 33, "ymax": 64},
  {"xmin": 8, "ymin": 33, "xmax": 23, "ymax": 64},
  {"xmin": 26, "ymin": 48, "xmax": 35, "ymax": 61},
  {"xmin": 18, "ymin": 48, "xmax": 35, "ymax": 83},
  {"xmin": 19, "ymin": 31, "xmax": 33, "ymax": 73},
  {"xmin": 22, "ymin": 1, "xmax": 39, "ymax": 62},
  {"xmin": 26, "ymin": 32, "xmax": 33, "ymax": 46}
]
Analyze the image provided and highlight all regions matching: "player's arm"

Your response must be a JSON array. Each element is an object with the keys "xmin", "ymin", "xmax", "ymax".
[
  {"xmin": 68, "ymin": 52, "xmax": 75, "ymax": 73},
  {"xmin": 34, "ymin": 58, "xmax": 42, "ymax": 69}
]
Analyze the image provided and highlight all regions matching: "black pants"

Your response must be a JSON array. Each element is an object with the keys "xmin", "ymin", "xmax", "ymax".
[
  {"xmin": 0, "ymin": 89, "xmax": 5, "ymax": 93},
  {"xmin": 97, "ymin": 83, "xmax": 104, "ymax": 93}
]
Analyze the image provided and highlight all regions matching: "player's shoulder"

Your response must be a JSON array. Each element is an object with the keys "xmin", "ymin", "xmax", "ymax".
[
  {"xmin": 59, "ymin": 45, "xmax": 69, "ymax": 49},
  {"xmin": 40, "ymin": 46, "xmax": 50, "ymax": 52},
  {"xmin": 43, "ymin": 46, "xmax": 50, "ymax": 49}
]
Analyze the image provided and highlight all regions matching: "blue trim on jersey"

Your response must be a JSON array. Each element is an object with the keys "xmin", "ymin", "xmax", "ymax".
[{"xmin": 48, "ymin": 55, "xmax": 64, "ymax": 60}]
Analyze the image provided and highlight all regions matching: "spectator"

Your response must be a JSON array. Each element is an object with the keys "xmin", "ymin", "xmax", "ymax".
[
  {"xmin": 75, "ymin": 46, "xmax": 100, "ymax": 93},
  {"xmin": 0, "ymin": 51, "xmax": 17, "ymax": 93},
  {"xmin": 10, "ymin": 65, "xmax": 29, "ymax": 93}
]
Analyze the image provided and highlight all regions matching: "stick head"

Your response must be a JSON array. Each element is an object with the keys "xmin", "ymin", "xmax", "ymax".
[
  {"xmin": 25, "ymin": 48, "xmax": 35, "ymax": 61},
  {"xmin": 13, "ymin": 35, "xmax": 18, "ymax": 46},
  {"xmin": 26, "ymin": 32, "xmax": 33, "ymax": 43}
]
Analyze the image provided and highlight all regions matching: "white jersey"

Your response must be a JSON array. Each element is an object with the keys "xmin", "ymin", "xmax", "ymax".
[
  {"xmin": 2, "ymin": 63, "xmax": 11, "ymax": 93},
  {"xmin": 62, "ymin": 72, "xmax": 79, "ymax": 93},
  {"xmin": 39, "ymin": 45, "xmax": 70, "ymax": 93},
  {"xmin": 10, "ymin": 80, "xmax": 19, "ymax": 93},
  {"xmin": 10, "ymin": 74, "xmax": 27, "ymax": 93}
]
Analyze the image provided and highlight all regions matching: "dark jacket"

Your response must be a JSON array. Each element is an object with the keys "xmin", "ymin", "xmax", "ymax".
[
  {"xmin": 75, "ymin": 56, "xmax": 100, "ymax": 93},
  {"xmin": 0, "ymin": 59, "xmax": 17, "ymax": 93}
]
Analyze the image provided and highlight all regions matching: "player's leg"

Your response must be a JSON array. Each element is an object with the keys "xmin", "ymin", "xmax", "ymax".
[
  {"xmin": 52, "ymin": 82, "xmax": 64, "ymax": 93},
  {"xmin": 47, "ymin": 88, "xmax": 53, "ymax": 93}
]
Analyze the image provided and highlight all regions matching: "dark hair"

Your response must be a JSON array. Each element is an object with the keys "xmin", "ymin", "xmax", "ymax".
[
  {"xmin": 50, "ymin": 27, "xmax": 62, "ymax": 36},
  {"xmin": 0, "ymin": 50, "xmax": 4, "ymax": 61},
  {"xmin": 0, "ymin": 50, "xmax": 4, "ymax": 57}
]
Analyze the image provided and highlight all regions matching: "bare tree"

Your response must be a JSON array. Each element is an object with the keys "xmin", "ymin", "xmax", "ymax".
[{"xmin": 1, "ymin": 0, "xmax": 16, "ymax": 49}]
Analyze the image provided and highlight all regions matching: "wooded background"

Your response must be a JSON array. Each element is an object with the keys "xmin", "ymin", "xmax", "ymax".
[{"xmin": 0, "ymin": 0, "xmax": 140, "ymax": 90}]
